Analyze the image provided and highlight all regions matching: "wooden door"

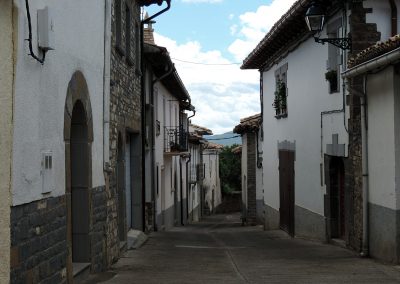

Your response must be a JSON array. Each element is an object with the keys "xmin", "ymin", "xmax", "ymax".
[
  {"xmin": 279, "ymin": 150, "xmax": 295, "ymax": 236},
  {"xmin": 329, "ymin": 157, "xmax": 345, "ymax": 239},
  {"xmin": 70, "ymin": 101, "xmax": 90, "ymax": 262}
]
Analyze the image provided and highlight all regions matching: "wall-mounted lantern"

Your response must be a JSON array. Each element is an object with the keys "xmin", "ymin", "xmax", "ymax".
[{"xmin": 305, "ymin": 1, "xmax": 352, "ymax": 50}]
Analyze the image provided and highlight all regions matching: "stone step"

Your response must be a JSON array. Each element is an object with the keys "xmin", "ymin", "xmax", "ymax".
[{"xmin": 73, "ymin": 262, "xmax": 90, "ymax": 284}]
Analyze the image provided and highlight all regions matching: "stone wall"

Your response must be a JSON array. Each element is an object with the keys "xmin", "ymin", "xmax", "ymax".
[
  {"xmin": 346, "ymin": 2, "xmax": 381, "ymax": 252},
  {"xmin": 91, "ymin": 186, "xmax": 108, "ymax": 272},
  {"xmin": 107, "ymin": 0, "xmax": 142, "ymax": 264},
  {"xmin": 246, "ymin": 132, "xmax": 257, "ymax": 225},
  {"xmin": 10, "ymin": 196, "xmax": 68, "ymax": 284},
  {"xmin": 10, "ymin": 186, "xmax": 108, "ymax": 283}
]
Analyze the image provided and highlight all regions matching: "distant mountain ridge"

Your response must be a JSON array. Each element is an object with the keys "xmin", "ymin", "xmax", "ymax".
[{"xmin": 204, "ymin": 131, "xmax": 241, "ymax": 146}]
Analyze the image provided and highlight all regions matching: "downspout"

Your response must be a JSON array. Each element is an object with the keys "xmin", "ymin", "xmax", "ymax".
[
  {"xmin": 140, "ymin": 0, "xmax": 171, "ymax": 232},
  {"xmin": 186, "ymin": 110, "xmax": 196, "ymax": 221},
  {"xmin": 185, "ymin": 155, "xmax": 191, "ymax": 222},
  {"xmin": 360, "ymin": 75, "xmax": 369, "ymax": 257},
  {"xmin": 389, "ymin": 0, "xmax": 398, "ymax": 36},
  {"xmin": 103, "ymin": 0, "xmax": 111, "ymax": 173}
]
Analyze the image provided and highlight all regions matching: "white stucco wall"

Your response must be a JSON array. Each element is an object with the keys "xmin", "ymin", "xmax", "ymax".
[
  {"xmin": 262, "ymin": 22, "xmax": 348, "ymax": 216},
  {"xmin": 12, "ymin": 0, "xmax": 106, "ymax": 205},
  {"xmin": 154, "ymin": 82, "xmax": 183, "ymax": 224},
  {"xmin": 365, "ymin": 0, "xmax": 400, "ymax": 42},
  {"xmin": 0, "ymin": 1, "xmax": 13, "ymax": 282},
  {"xmin": 203, "ymin": 149, "xmax": 222, "ymax": 211},
  {"xmin": 367, "ymin": 66, "xmax": 398, "ymax": 210}
]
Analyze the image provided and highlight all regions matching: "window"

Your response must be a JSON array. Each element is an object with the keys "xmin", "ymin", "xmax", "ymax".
[
  {"xmin": 115, "ymin": 0, "xmax": 124, "ymax": 55},
  {"xmin": 274, "ymin": 63, "xmax": 288, "ymax": 118},
  {"xmin": 326, "ymin": 18, "xmax": 342, "ymax": 93}
]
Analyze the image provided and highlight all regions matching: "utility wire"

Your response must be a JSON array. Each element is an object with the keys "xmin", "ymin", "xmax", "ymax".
[
  {"xmin": 206, "ymin": 135, "xmax": 241, "ymax": 141},
  {"xmin": 171, "ymin": 58, "xmax": 241, "ymax": 66}
]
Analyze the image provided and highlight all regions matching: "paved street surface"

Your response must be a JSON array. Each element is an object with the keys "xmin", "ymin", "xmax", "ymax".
[{"xmin": 85, "ymin": 213, "xmax": 400, "ymax": 284}]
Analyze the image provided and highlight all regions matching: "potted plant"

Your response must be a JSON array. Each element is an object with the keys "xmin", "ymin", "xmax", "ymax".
[
  {"xmin": 273, "ymin": 80, "xmax": 287, "ymax": 117},
  {"xmin": 325, "ymin": 69, "xmax": 338, "ymax": 92}
]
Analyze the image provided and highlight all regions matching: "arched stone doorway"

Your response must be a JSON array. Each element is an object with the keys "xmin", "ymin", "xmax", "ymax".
[
  {"xmin": 329, "ymin": 157, "xmax": 345, "ymax": 239},
  {"xmin": 64, "ymin": 71, "xmax": 93, "ymax": 281}
]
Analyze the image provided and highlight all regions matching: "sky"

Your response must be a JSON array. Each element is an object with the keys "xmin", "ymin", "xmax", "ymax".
[{"xmin": 145, "ymin": 0, "xmax": 297, "ymax": 134}]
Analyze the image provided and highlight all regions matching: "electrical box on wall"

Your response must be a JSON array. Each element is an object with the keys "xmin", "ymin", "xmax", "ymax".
[
  {"xmin": 41, "ymin": 151, "xmax": 54, "ymax": 194},
  {"xmin": 37, "ymin": 7, "xmax": 55, "ymax": 51}
]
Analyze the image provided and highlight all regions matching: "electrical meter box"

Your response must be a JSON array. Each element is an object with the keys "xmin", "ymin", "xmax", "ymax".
[{"xmin": 37, "ymin": 7, "xmax": 55, "ymax": 51}]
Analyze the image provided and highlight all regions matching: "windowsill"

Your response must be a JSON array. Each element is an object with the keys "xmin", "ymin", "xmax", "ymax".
[{"xmin": 275, "ymin": 113, "xmax": 288, "ymax": 119}]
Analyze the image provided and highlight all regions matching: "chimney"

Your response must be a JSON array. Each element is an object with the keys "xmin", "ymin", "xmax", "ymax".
[{"xmin": 143, "ymin": 12, "xmax": 156, "ymax": 44}]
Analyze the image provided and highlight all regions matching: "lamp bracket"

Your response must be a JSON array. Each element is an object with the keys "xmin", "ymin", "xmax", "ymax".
[{"xmin": 314, "ymin": 36, "xmax": 352, "ymax": 50}]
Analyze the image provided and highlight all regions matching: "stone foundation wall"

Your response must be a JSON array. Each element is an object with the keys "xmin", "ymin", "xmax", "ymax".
[
  {"xmin": 91, "ymin": 186, "xmax": 107, "ymax": 272},
  {"xmin": 10, "ymin": 196, "xmax": 68, "ymax": 284},
  {"xmin": 10, "ymin": 186, "xmax": 108, "ymax": 283}
]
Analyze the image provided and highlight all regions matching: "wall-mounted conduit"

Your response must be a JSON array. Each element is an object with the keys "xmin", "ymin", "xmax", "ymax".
[{"xmin": 25, "ymin": 0, "xmax": 46, "ymax": 64}]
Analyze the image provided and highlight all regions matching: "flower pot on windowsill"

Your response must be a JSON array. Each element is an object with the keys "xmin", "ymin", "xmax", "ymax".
[{"xmin": 325, "ymin": 70, "xmax": 338, "ymax": 92}]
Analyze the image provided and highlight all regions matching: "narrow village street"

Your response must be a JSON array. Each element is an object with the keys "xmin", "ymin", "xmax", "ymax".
[{"xmin": 84, "ymin": 213, "xmax": 400, "ymax": 284}]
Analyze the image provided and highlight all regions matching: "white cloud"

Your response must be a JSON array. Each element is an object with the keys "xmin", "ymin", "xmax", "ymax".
[
  {"xmin": 154, "ymin": 33, "xmax": 260, "ymax": 134},
  {"xmin": 228, "ymin": 0, "xmax": 297, "ymax": 62},
  {"xmin": 150, "ymin": 0, "xmax": 297, "ymax": 133}
]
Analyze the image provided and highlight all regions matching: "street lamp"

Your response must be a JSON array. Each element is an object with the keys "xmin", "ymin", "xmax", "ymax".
[
  {"xmin": 305, "ymin": 2, "xmax": 325, "ymax": 32},
  {"xmin": 305, "ymin": 1, "xmax": 352, "ymax": 50}
]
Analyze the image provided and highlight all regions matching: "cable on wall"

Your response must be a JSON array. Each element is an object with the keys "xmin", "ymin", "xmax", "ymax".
[{"xmin": 25, "ymin": 0, "xmax": 46, "ymax": 64}]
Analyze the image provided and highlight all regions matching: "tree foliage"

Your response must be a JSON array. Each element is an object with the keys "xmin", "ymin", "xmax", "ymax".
[{"xmin": 219, "ymin": 144, "xmax": 241, "ymax": 195}]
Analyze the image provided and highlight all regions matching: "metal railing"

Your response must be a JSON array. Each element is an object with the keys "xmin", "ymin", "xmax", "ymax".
[{"xmin": 164, "ymin": 126, "xmax": 188, "ymax": 153}]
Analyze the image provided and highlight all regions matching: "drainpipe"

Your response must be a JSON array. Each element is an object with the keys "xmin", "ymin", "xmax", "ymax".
[
  {"xmin": 185, "ymin": 155, "xmax": 191, "ymax": 222},
  {"xmin": 140, "ymin": 0, "xmax": 171, "ymax": 232},
  {"xmin": 186, "ymin": 109, "xmax": 195, "ymax": 221},
  {"xmin": 389, "ymin": 0, "xmax": 398, "ymax": 36},
  {"xmin": 360, "ymin": 75, "xmax": 369, "ymax": 257},
  {"xmin": 103, "ymin": 0, "xmax": 111, "ymax": 173}
]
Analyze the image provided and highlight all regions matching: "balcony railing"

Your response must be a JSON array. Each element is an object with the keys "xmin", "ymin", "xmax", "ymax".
[{"xmin": 164, "ymin": 126, "xmax": 188, "ymax": 154}]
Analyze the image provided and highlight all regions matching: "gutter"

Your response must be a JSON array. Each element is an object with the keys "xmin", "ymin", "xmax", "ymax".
[{"xmin": 342, "ymin": 47, "xmax": 400, "ymax": 79}]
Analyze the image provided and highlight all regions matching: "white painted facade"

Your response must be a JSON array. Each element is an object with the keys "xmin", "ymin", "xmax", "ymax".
[
  {"xmin": 259, "ymin": 0, "xmax": 399, "ymax": 240},
  {"xmin": 154, "ymin": 83, "xmax": 185, "ymax": 229},
  {"xmin": 366, "ymin": 66, "xmax": 400, "ymax": 211},
  {"xmin": 203, "ymin": 147, "xmax": 222, "ymax": 213},
  {"xmin": 11, "ymin": 0, "xmax": 106, "ymax": 206},
  {"xmin": 262, "ymin": 35, "xmax": 348, "ymax": 218}
]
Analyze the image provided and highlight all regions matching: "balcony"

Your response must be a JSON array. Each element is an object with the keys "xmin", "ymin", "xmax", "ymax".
[{"xmin": 164, "ymin": 126, "xmax": 188, "ymax": 155}]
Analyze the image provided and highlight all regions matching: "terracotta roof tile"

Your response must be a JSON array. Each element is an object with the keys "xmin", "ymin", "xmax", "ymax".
[
  {"xmin": 233, "ymin": 113, "xmax": 261, "ymax": 134},
  {"xmin": 348, "ymin": 35, "xmax": 400, "ymax": 68}
]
